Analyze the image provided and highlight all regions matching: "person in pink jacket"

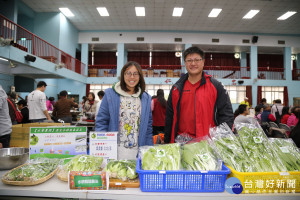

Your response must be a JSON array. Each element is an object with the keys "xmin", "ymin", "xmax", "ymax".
[{"xmin": 287, "ymin": 106, "xmax": 300, "ymax": 127}]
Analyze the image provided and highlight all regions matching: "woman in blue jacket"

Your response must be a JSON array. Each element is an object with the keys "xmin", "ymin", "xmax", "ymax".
[{"xmin": 95, "ymin": 61, "xmax": 153, "ymax": 160}]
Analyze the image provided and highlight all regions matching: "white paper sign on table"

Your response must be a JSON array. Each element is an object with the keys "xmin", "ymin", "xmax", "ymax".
[{"xmin": 89, "ymin": 132, "xmax": 118, "ymax": 162}]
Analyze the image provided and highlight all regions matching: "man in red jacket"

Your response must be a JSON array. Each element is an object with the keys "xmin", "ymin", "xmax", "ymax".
[{"xmin": 164, "ymin": 47, "xmax": 234, "ymax": 143}]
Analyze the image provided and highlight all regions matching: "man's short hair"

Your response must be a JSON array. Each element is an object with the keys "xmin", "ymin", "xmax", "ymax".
[
  {"xmin": 275, "ymin": 99, "xmax": 281, "ymax": 104},
  {"xmin": 238, "ymin": 104, "xmax": 248, "ymax": 114},
  {"xmin": 59, "ymin": 90, "xmax": 68, "ymax": 97},
  {"xmin": 17, "ymin": 99, "xmax": 27, "ymax": 106},
  {"xmin": 37, "ymin": 81, "xmax": 47, "ymax": 88},
  {"xmin": 8, "ymin": 91, "xmax": 16, "ymax": 99},
  {"xmin": 183, "ymin": 46, "xmax": 205, "ymax": 61},
  {"xmin": 261, "ymin": 98, "xmax": 266, "ymax": 103},
  {"xmin": 97, "ymin": 90, "xmax": 105, "ymax": 98}
]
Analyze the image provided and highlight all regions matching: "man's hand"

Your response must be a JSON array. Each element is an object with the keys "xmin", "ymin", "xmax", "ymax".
[{"xmin": 0, "ymin": 143, "xmax": 3, "ymax": 149}]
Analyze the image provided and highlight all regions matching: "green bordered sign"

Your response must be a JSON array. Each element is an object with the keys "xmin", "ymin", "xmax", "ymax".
[
  {"xmin": 74, "ymin": 175, "xmax": 102, "ymax": 187},
  {"xmin": 69, "ymin": 171, "xmax": 108, "ymax": 190},
  {"xmin": 29, "ymin": 126, "xmax": 87, "ymax": 159}
]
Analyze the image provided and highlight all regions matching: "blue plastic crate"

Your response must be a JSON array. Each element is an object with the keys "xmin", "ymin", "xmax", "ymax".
[{"xmin": 136, "ymin": 159, "xmax": 231, "ymax": 192}]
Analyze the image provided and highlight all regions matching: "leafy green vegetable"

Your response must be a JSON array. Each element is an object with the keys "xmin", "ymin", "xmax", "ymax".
[
  {"xmin": 182, "ymin": 140, "xmax": 221, "ymax": 171},
  {"xmin": 64, "ymin": 155, "xmax": 103, "ymax": 172},
  {"xmin": 210, "ymin": 124, "xmax": 254, "ymax": 172},
  {"xmin": 269, "ymin": 138, "xmax": 300, "ymax": 171},
  {"xmin": 141, "ymin": 144, "xmax": 181, "ymax": 170},
  {"xmin": 236, "ymin": 124, "xmax": 286, "ymax": 172},
  {"xmin": 5, "ymin": 159, "xmax": 59, "ymax": 181},
  {"xmin": 105, "ymin": 160, "xmax": 137, "ymax": 181}
]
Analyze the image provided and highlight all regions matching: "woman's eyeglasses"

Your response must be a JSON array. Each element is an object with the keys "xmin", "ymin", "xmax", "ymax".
[{"xmin": 125, "ymin": 72, "xmax": 139, "ymax": 77}]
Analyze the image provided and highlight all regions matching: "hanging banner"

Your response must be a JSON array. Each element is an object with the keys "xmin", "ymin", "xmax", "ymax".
[
  {"xmin": 89, "ymin": 132, "xmax": 118, "ymax": 162},
  {"xmin": 29, "ymin": 127, "xmax": 87, "ymax": 159}
]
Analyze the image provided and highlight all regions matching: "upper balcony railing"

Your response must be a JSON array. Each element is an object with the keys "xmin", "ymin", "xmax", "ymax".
[
  {"xmin": 257, "ymin": 67, "xmax": 285, "ymax": 80},
  {"xmin": 204, "ymin": 66, "xmax": 250, "ymax": 79},
  {"xmin": 87, "ymin": 64, "xmax": 290, "ymax": 81},
  {"xmin": 0, "ymin": 14, "xmax": 85, "ymax": 75}
]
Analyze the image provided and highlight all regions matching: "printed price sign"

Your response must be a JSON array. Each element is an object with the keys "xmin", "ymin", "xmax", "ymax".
[
  {"xmin": 29, "ymin": 127, "xmax": 87, "ymax": 159},
  {"xmin": 89, "ymin": 132, "xmax": 118, "ymax": 162},
  {"xmin": 69, "ymin": 171, "xmax": 108, "ymax": 190}
]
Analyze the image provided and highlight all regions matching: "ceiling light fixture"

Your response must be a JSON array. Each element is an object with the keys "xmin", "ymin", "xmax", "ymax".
[
  {"xmin": 135, "ymin": 7, "xmax": 145, "ymax": 16},
  {"xmin": 97, "ymin": 7, "xmax": 109, "ymax": 16},
  {"xmin": 59, "ymin": 8, "xmax": 74, "ymax": 17},
  {"xmin": 0, "ymin": 57, "xmax": 8, "ymax": 61},
  {"xmin": 277, "ymin": 11, "xmax": 297, "ymax": 20},
  {"xmin": 172, "ymin": 7, "xmax": 184, "ymax": 17},
  {"xmin": 208, "ymin": 8, "xmax": 222, "ymax": 18},
  {"xmin": 175, "ymin": 52, "xmax": 182, "ymax": 57},
  {"xmin": 234, "ymin": 53, "xmax": 240, "ymax": 59},
  {"xmin": 243, "ymin": 10, "xmax": 260, "ymax": 19}
]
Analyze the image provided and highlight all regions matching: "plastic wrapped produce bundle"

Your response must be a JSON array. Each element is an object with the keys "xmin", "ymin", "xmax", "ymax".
[
  {"xmin": 269, "ymin": 138, "xmax": 300, "ymax": 171},
  {"xmin": 2, "ymin": 158, "xmax": 60, "ymax": 185},
  {"xmin": 181, "ymin": 139, "xmax": 222, "ymax": 171},
  {"xmin": 140, "ymin": 143, "xmax": 181, "ymax": 170},
  {"xmin": 235, "ymin": 122, "xmax": 286, "ymax": 172},
  {"xmin": 56, "ymin": 155, "xmax": 103, "ymax": 181},
  {"xmin": 209, "ymin": 123, "xmax": 254, "ymax": 172},
  {"xmin": 105, "ymin": 160, "xmax": 138, "ymax": 181}
]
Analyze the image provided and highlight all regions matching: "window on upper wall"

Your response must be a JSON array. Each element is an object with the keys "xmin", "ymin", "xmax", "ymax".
[
  {"xmin": 90, "ymin": 84, "xmax": 113, "ymax": 101},
  {"xmin": 146, "ymin": 84, "xmax": 173, "ymax": 99},
  {"xmin": 224, "ymin": 86, "xmax": 246, "ymax": 104},
  {"xmin": 261, "ymin": 86, "xmax": 284, "ymax": 104}
]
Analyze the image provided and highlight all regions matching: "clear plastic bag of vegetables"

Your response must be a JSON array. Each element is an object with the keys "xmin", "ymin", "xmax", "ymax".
[
  {"xmin": 3, "ymin": 158, "xmax": 61, "ymax": 184},
  {"xmin": 139, "ymin": 143, "xmax": 181, "ymax": 170},
  {"xmin": 269, "ymin": 138, "xmax": 300, "ymax": 171},
  {"xmin": 56, "ymin": 155, "xmax": 103, "ymax": 182},
  {"xmin": 235, "ymin": 122, "xmax": 286, "ymax": 172},
  {"xmin": 181, "ymin": 137, "xmax": 222, "ymax": 171},
  {"xmin": 209, "ymin": 123, "xmax": 254, "ymax": 172},
  {"xmin": 104, "ymin": 160, "xmax": 138, "ymax": 181}
]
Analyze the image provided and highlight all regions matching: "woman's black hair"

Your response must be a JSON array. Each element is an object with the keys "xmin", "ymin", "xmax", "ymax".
[
  {"xmin": 156, "ymin": 89, "xmax": 167, "ymax": 108},
  {"xmin": 281, "ymin": 106, "xmax": 290, "ymax": 116}
]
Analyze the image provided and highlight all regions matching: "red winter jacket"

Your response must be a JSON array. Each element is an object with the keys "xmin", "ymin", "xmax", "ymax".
[
  {"xmin": 164, "ymin": 72, "xmax": 234, "ymax": 143},
  {"xmin": 152, "ymin": 98, "xmax": 166, "ymax": 127}
]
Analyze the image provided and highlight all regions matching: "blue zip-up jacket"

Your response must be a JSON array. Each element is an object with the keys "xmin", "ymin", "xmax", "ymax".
[{"xmin": 95, "ymin": 85, "xmax": 153, "ymax": 147}]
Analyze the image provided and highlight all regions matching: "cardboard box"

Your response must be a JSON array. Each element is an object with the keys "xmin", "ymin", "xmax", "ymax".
[{"xmin": 10, "ymin": 123, "xmax": 70, "ymax": 148}]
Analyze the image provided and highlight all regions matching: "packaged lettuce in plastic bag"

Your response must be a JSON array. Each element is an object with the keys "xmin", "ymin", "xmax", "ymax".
[
  {"xmin": 56, "ymin": 155, "xmax": 103, "ymax": 181},
  {"xmin": 181, "ymin": 137, "xmax": 222, "ymax": 171},
  {"xmin": 269, "ymin": 138, "xmax": 300, "ymax": 171},
  {"xmin": 235, "ymin": 122, "xmax": 286, "ymax": 172},
  {"xmin": 139, "ymin": 143, "xmax": 181, "ymax": 170},
  {"xmin": 209, "ymin": 123, "xmax": 254, "ymax": 172},
  {"xmin": 104, "ymin": 160, "xmax": 138, "ymax": 181},
  {"xmin": 4, "ymin": 158, "xmax": 60, "ymax": 182}
]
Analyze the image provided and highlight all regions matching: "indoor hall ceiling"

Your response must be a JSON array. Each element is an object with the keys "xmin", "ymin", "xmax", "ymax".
[{"xmin": 22, "ymin": 0, "xmax": 300, "ymax": 35}]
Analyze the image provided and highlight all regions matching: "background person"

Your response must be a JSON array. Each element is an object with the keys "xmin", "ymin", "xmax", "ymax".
[
  {"xmin": 95, "ymin": 90, "xmax": 105, "ymax": 117},
  {"xmin": 83, "ymin": 92, "xmax": 98, "ymax": 113},
  {"xmin": 52, "ymin": 90, "xmax": 78, "ymax": 124},
  {"xmin": 27, "ymin": 81, "xmax": 51, "ymax": 122},
  {"xmin": 234, "ymin": 104, "xmax": 253, "ymax": 124},
  {"xmin": 0, "ymin": 85, "xmax": 12, "ymax": 148},
  {"xmin": 281, "ymin": 106, "xmax": 291, "ymax": 124},
  {"xmin": 7, "ymin": 91, "xmax": 17, "ymax": 125},
  {"xmin": 261, "ymin": 104, "xmax": 276, "ymax": 123},
  {"xmin": 17, "ymin": 100, "xmax": 30, "ymax": 124},
  {"xmin": 46, "ymin": 97, "xmax": 55, "ymax": 111},
  {"xmin": 240, "ymin": 97, "xmax": 250, "ymax": 107},
  {"xmin": 95, "ymin": 61, "xmax": 153, "ymax": 160},
  {"xmin": 151, "ymin": 89, "xmax": 167, "ymax": 135}
]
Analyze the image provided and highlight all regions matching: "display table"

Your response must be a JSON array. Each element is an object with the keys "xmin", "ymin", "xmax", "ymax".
[{"xmin": 0, "ymin": 171, "xmax": 299, "ymax": 200}]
